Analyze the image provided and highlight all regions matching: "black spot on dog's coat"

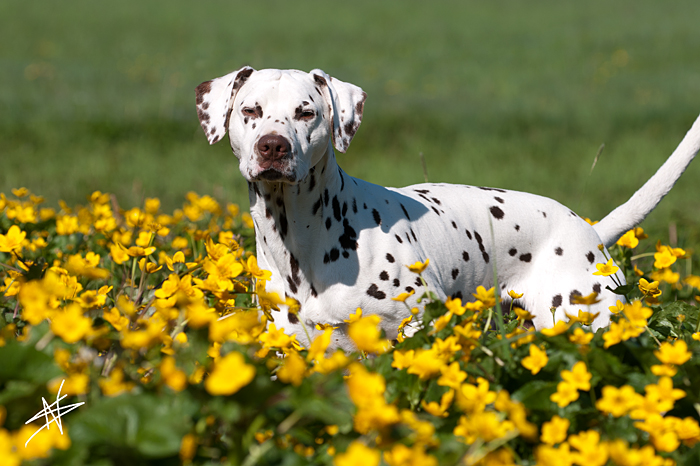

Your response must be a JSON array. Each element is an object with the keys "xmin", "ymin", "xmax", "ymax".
[
  {"xmin": 379, "ymin": 271, "xmax": 389, "ymax": 281},
  {"xmin": 519, "ymin": 253, "xmax": 532, "ymax": 263},
  {"xmin": 490, "ymin": 206, "xmax": 505, "ymax": 219},
  {"xmin": 367, "ymin": 284, "xmax": 386, "ymax": 300},
  {"xmin": 552, "ymin": 294, "xmax": 563, "ymax": 308},
  {"xmin": 586, "ymin": 251, "xmax": 595, "ymax": 264},
  {"xmin": 555, "ymin": 247, "xmax": 563, "ymax": 256},
  {"xmin": 569, "ymin": 290, "xmax": 582, "ymax": 304},
  {"xmin": 372, "ymin": 209, "xmax": 382, "ymax": 225},
  {"xmin": 386, "ymin": 253, "xmax": 395, "ymax": 263}
]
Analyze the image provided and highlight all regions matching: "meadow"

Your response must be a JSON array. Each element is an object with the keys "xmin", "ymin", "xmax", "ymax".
[
  {"xmin": 2, "ymin": 0, "xmax": 700, "ymax": 243},
  {"xmin": 2, "ymin": 2, "xmax": 700, "ymax": 464}
]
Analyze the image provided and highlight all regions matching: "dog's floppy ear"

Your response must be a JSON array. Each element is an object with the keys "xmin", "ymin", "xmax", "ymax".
[
  {"xmin": 195, "ymin": 66, "xmax": 255, "ymax": 144},
  {"xmin": 310, "ymin": 69, "xmax": 367, "ymax": 153}
]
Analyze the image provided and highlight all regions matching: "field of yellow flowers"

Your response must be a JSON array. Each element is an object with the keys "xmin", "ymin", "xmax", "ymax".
[{"xmin": 0, "ymin": 188, "xmax": 699, "ymax": 466}]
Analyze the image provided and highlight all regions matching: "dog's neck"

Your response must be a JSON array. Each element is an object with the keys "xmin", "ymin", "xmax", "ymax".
[{"xmin": 247, "ymin": 145, "xmax": 354, "ymax": 297}]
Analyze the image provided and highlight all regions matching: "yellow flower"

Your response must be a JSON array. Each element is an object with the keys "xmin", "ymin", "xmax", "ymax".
[
  {"xmin": 437, "ymin": 362, "xmax": 467, "ymax": 389},
  {"xmin": 654, "ymin": 340, "xmax": 692, "ymax": 366},
  {"xmin": 335, "ymin": 441, "xmax": 380, "ymax": 466},
  {"xmin": 536, "ymin": 443, "xmax": 573, "ymax": 466},
  {"xmin": 421, "ymin": 390, "xmax": 454, "ymax": 417},
  {"xmin": 651, "ymin": 363, "xmax": 678, "ymax": 377},
  {"xmin": 634, "ymin": 414, "xmax": 680, "ymax": 452},
  {"xmin": 676, "ymin": 417, "xmax": 700, "ymax": 447},
  {"xmin": 179, "ymin": 433, "xmax": 197, "ymax": 463},
  {"xmin": 646, "ymin": 376, "xmax": 686, "ymax": 407},
  {"xmin": 431, "ymin": 310, "xmax": 453, "ymax": 332},
  {"xmin": 432, "ymin": 335, "xmax": 462, "ymax": 360},
  {"xmin": 109, "ymin": 242, "xmax": 130, "ymax": 264},
  {"xmin": 595, "ymin": 385, "xmax": 639, "ymax": 417},
  {"xmin": 407, "ymin": 348, "xmax": 444, "ymax": 380},
  {"xmin": 608, "ymin": 299, "xmax": 624, "ymax": 314},
  {"xmin": 392, "ymin": 289, "xmax": 415, "ymax": 302},
  {"xmin": 455, "ymin": 377, "xmax": 497, "ymax": 413},
  {"xmin": 569, "ymin": 327, "xmax": 594, "ymax": 345},
  {"xmin": 565, "ymin": 309, "xmax": 600, "ymax": 326},
  {"xmin": 98, "ymin": 367, "xmax": 135, "ymax": 397},
  {"xmin": 160, "ymin": 356, "xmax": 187, "ymax": 392},
  {"xmin": 638, "ymin": 278, "xmax": 662, "ymax": 298},
  {"xmin": 392, "ymin": 349, "xmax": 415, "ymax": 370},
  {"xmin": 185, "ymin": 301, "xmax": 217, "ymax": 328},
  {"xmin": 48, "ymin": 373, "xmax": 90, "ymax": 396},
  {"xmin": 307, "ymin": 327, "xmax": 333, "ymax": 362},
  {"xmin": 550, "ymin": 381, "xmax": 579, "ymax": 408},
  {"xmin": 650, "ymin": 267, "xmax": 680, "ymax": 285},
  {"xmin": 593, "ymin": 258, "xmax": 619, "ymax": 276},
  {"xmin": 561, "ymin": 361, "xmax": 591, "ymax": 391},
  {"xmin": 407, "ymin": 258, "xmax": 430, "ymax": 274},
  {"xmin": 119, "ymin": 242, "xmax": 156, "ymax": 258},
  {"xmin": 277, "ymin": 351, "xmax": 307, "ymax": 386},
  {"xmin": 344, "ymin": 308, "xmax": 363, "ymax": 324},
  {"xmin": 623, "ymin": 300, "xmax": 653, "ymax": 327},
  {"xmin": 540, "ymin": 415, "xmax": 570, "ymax": 445},
  {"xmin": 454, "ymin": 411, "xmax": 515, "ymax": 443},
  {"xmin": 472, "ymin": 285, "xmax": 496, "ymax": 308},
  {"xmin": 244, "ymin": 255, "xmax": 272, "ymax": 281},
  {"xmin": 684, "ymin": 274, "xmax": 700, "ymax": 290},
  {"xmin": 654, "ymin": 245, "xmax": 677, "ymax": 269},
  {"xmin": 541, "ymin": 320, "xmax": 570, "ymax": 337},
  {"xmin": 205, "ymin": 351, "xmax": 255, "ymax": 396},
  {"xmin": 569, "ymin": 430, "xmax": 609, "ymax": 466},
  {"xmin": 258, "ymin": 323, "xmax": 295, "ymax": 349},
  {"xmin": 348, "ymin": 314, "xmax": 390, "ymax": 354},
  {"xmin": 384, "ymin": 444, "xmax": 438, "ymax": 466},
  {"xmin": 0, "ymin": 225, "xmax": 26, "ymax": 254},
  {"xmin": 514, "ymin": 307, "xmax": 534, "ymax": 321},
  {"xmin": 508, "ymin": 290, "xmax": 524, "ymax": 299},
  {"xmin": 569, "ymin": 291, "xmax": 601, "ymax": 305},
  {"xmin": 51, "ymin": 303, "xmax": 93, "ymax": 344},
  {"xmin": 521, "ymin": 344, "xmax": 548, "ymax": 375},
  {"xmin": 616, "ymin": 229, "xmax": 639, "ymax": 248}
]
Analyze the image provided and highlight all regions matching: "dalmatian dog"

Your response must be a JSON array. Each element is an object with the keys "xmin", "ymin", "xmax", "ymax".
[{"xmin": 195, "ymin": 67, "xmax": 700, "ymax": 351}]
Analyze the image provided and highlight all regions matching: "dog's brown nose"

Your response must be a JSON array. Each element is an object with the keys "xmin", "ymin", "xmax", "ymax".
[{"xmin": 257, "ymin": 134, "xmax": 291, "ymax": 161}]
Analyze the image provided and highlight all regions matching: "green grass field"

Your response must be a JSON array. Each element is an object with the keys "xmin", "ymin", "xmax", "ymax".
[{"xmin": 2, "ymin": 0, "xmax": 700, "ymax": 244}]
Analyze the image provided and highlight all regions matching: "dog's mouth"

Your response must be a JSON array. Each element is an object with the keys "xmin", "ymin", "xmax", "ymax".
[
  {"xmin": 258, "ymin": 168, "xmax": 285, "ymax": 181},
  {"xmin": 254, "ymin": 167, "xmax": 296, "ymax": 183}
]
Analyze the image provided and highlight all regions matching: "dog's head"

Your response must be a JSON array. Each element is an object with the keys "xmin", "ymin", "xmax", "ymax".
[{"xmin": 195, "ymin": 67, "xmax": 366, "ymax": 183}]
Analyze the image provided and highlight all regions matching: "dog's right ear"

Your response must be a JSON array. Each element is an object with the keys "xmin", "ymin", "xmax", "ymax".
[{"xmin": 195, "ymin": 66, "xmax": 255, "ymax": 144}]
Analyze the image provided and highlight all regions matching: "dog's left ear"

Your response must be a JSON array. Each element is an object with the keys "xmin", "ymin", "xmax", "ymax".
[
  {"xmin": 310, "ymin": 69, "xmax": 367, "ymax": 153},
  {"xmin": 195, "ymin": 66, "xmax": 255, "ymax": 144}
]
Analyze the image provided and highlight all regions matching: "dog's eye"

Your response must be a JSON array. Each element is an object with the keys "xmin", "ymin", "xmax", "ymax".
[
  {"xmin": 300, "ymin": 110, "xmax": 315, "ymax": 120},
  {"xmin": 242, "ymin": 108, "xmax": 256, "ymax": 116}
]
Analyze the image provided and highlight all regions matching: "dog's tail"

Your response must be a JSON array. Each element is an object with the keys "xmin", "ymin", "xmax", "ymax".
[{"xmin": 593, "ymin": 113, "xmax": 700, "ymax": 248}]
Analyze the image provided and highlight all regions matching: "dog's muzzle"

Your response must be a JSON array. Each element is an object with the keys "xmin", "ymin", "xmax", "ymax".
[{"xmin": 255, "ymin": 134, "xmax": 293, "ymax": 181}]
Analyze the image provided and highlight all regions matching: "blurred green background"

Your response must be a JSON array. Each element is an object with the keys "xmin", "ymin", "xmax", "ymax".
[{"xmin": 2, "ymin": 0, "xmax": 700, "ymax": 243}]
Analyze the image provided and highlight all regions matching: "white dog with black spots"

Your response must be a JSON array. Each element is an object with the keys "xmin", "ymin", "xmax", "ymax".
[{"xmin": 195, "ymin": 67, "xmax": 700, "ymax": 351}]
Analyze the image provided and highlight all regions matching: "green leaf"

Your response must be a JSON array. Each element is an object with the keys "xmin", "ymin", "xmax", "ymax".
[
  {"xmin": 606, "ymin": 283, "xmax": 636, "ymax": 295},
  {"xmin": 0, "ymin": 339, "xmax": 63, "ymax": 384},
  {"xmin": 511, "ymin": 380, "xmax": 558, "ymax": 412},
  {"xmin": 69, "ymin": 392, "xmax": 198, "ymax": 458}
]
